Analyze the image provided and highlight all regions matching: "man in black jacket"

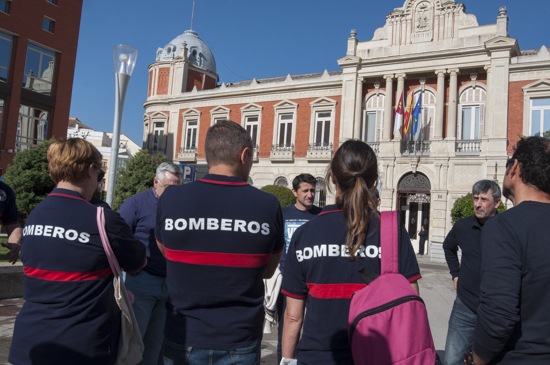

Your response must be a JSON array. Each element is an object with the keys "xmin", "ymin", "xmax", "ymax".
[
  {"xmin": 443, "ymin": 179, "xmax": 501, "ymax": 365},
  {"xmin": 472, "ymin": 136, "xmax": 550, "ymax": 364}
]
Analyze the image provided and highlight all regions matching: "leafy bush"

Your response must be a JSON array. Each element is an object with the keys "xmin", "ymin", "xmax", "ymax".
[
  {"xmin": 4, "ymin": 140, "xmax": 56, "ymax": 223},
  {"xmin": 451, "ymin": 193, "xmax": 507, "ymax": 225},
  {"xmin": 260, "ymin": 185, "xmax": 295, "ymax": 208},
  {"xmin": 113, "ymin": 150, "xmax": 166, "ymax": 211}
]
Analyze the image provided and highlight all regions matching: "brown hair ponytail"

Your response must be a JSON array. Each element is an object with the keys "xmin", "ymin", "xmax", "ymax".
[{"xmin": 326, "ymin": 140, "xmax": 379, "ymax": 259}]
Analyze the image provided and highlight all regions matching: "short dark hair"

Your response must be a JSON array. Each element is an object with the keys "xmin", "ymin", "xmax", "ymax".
[
  {"xmin": 472, "ymin": 180, "xmax": 501, "ymax": 201},
  {"xmin": 205, "ymin": 120, "xmax": 253, "ymax": 167},
  {"xmin": 292, "ymin": 173, "xmax": 317, "ymax": 191},
  {"xmin": 511, "ymin": 136, "xmax": 550, "ymax": 195}
]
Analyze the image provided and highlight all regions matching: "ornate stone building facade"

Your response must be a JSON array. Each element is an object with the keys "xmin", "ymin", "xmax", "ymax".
[{"xmin": 142, "ymin": 0, "xmax": 550, "ymax": 261}]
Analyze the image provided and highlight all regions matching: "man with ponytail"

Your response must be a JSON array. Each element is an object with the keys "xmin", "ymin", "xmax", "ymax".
[{"xmin": 281, "ymin": 140, "xmax": 420, "ymax": 365}]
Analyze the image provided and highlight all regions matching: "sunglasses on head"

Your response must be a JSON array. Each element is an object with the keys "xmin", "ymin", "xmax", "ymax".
[{"xmin": 97, "ymin": 170, "xmax": 105, "ymax": 182}]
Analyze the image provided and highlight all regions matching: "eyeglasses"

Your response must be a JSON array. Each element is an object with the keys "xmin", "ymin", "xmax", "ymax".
[{"xmin": 97, "ymin": 170, "xmax": 105, "ymax": 182}]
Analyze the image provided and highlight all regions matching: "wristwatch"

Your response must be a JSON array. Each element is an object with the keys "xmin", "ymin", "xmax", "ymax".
[{"xmin": 464, "ymin": 349, "xmax": 476, "ymax": 365}]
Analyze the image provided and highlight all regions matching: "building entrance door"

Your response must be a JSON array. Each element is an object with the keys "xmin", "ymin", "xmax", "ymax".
[{"xmin": 397, "ymin": 173, "xmax": 431, "ymax": 254}]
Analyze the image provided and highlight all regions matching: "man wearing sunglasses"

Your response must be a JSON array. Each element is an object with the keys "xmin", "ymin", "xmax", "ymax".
[
  {"xmin": 470, "ymin": 136, "xmax": 550, "ymax": 365},
  {"xmin": 89, "ymin": 168, "xmax": 109, "ymax": 208}
]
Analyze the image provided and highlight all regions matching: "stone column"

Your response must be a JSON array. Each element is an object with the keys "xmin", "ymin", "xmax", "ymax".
[
  {"xmin": 434, "ymin": 69, "xmax": 446, "ymax": 140},
  {"xmin": 483, "ymin": 65, "xmax": 492, "ymax": 138},
  {"xmin": 446, "ymin": 69, "xmax": 459, "ymax": 139},
  {"xmin": 382, "ymin": 74, "xmax": 394, "ymax": 141},
  {"xmin": 393, "ymin": 74, "xmax": 406, "ymax": 141},
  {"xmin": 354, "ymin": 78, "xmax": 363, "ymax": 139}
]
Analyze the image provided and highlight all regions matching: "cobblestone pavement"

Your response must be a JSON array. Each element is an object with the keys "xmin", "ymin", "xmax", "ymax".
[{"xmin": 0, "ymin": 258, "xmax": 453, "ymax": 365}]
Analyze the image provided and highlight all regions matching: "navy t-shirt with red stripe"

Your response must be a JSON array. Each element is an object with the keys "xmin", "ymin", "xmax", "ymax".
[
  {"xmin": 282, "ymin": 205, "xmax": 421, "ymax": 365},
  {"xmin": 155, "ymin": 174, "xmax": 285, "ymax": 350},
  {"xmin": 9, "ymin": 188, "xmax": 146, "ymax": 365}
]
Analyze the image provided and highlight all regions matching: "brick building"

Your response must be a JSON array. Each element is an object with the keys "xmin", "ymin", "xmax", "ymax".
[
  {"xmin": 142, "ymin": 0, "xmax": 550, "ymax": 261},
  {"xmin": 0, "ymin": 0, "xmax": 83, "ymax": 172}
]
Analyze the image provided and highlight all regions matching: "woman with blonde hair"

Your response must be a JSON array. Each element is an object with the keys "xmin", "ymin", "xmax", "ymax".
[
  {"xmin": 281, "ymin": 140, "xmax": 421, "ymax": 364},
  {"xmin": 9, "ymin": 138, "xmax": 146, "ymax": 365}
]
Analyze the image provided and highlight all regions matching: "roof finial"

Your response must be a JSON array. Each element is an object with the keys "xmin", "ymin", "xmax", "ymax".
[{"xmin": 190, "ymin": 0, "xmax": 196, "ymax": 30}]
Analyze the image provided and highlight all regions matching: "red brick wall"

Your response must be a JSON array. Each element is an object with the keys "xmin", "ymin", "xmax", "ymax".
[
  {"xmin": 156, "ymin": 67, "xmax": 170, "ymax": 95},
  {"xmin": 177, "ymin": 95, "xmax": 342, "ymax": 160},
  {"xmin": 0, "ymin": 0, "xmax": 83, "ymax": 173},
  {"xmin": 186, "ymin": 70, "xmax": 203, "ymax": 92},
  {"xmin": 204, "ymin": 75, "xmax": 217, "ymax": 90},
  {"xmin": 508, "ymin": 80, "xmax": 532, "ymax": 154},
  {"xmin": 148, "ymin": 70, "xmax": 153, "ymax": 97}
]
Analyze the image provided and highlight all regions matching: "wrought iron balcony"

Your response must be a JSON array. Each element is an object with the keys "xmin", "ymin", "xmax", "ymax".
[
  {"xmin": 178, "ymin": 146, "xmax": 197, "ymax": 162},
  {"xmin": 307, "ymin": 142, "xmax": 332, "ymax": 161},
  {"xmin": 456, "ymin": 139, "xmax": 481, "ymax": 155},
  {"xmin": 270, "ymin": 143, "xmax": 294, "ymax": 161},
  {"xmin": 366, "ymin": 142, "xmax": 380, "ymax": 155},
  {"xmin": 400, "ymin": 140, "xmax": 431, "ymax": 156}
]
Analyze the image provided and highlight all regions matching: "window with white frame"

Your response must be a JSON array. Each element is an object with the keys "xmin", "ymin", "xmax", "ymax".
[
  {"xmin": 17, "ymin": 104, "xmax": 49, "ymax": 152},
  {"xmin": 184, "ymin": 120, "xmax": 198, "ymax": 150},
  {"xmin": 362, "ymin": 94, "xmax": 384, "ymax": 142},
  {"xmin": 0, "ymin": 32, "xmax": 13, "ymax": 83},
  {"xmin": 314, "ymin": 177, "xmax": 326, "ymax": 207},
  {"xmin": 23, "ymin": 43, "xmax": 56, "ymax": 95},
  {"xmin": 314, "ymin": 112, "xmax": 331, "ymax": 146},
  {"xmin": 152, "ymin": 122, "xmax": 165, "ymax": 153},
  {"xmin": 277, "ymin": 114, "xmax": 294, "ymax": 147},
  {"xmin": 407, "ymin": 90, "xmax": 436, "ymax": 141},
  {"xmin": 210, "ymin": 106, "xmax": 230, "ymax": 126},
  {"xmin": 458, "ymin": 87, "xmax": 486, "ymax": 140},
  {"xmin": 275, "ymin": 176, "xmax": 288, "ymax": 187},
  {"xmin": 245, "ymin": 116, "xmax": 259, "ymax": 147},
  {"xmin": 530, "ymin": 98, "xmax": 550, "ymax": 137}
]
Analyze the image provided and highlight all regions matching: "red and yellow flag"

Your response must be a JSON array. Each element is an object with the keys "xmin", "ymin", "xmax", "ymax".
[{"xmin": 402, "ymin": 94, "xmax": 414, "ymax": 136}]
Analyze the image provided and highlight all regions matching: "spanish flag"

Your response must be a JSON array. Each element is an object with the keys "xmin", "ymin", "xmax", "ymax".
[{"xmin": 402, "ymin": 94, "xmax": 414, "ymax": 136}]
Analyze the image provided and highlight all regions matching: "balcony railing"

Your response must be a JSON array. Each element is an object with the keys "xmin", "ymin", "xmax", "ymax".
[
  {"xmin": 307, "ymin": 142, "xmax": 332, "ymax": 161},
  {"xmin": 270, "ymin": 143, "xmax": 294, "ymax": 161},
  {"xmin": 400, "ymin": 140, "xmax": 431, "ymax": 156},
  {"xmin": 366, "ymin": 142, "xmax": 380, "ymax": 155},
  {"xmin": 456, "ymin": 139, "xmax": 481, "ymax": 155},
  {"xmin": 178, "ymin": 146, "xmax": 197, "ymax": 162}
]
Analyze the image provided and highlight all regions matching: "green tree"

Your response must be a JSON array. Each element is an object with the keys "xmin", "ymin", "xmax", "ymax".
[
  {"xmin": 260, "ymin": 185, "xmax": 295, "ymax": 208},
  {"xmin": 3, "ymin": 140, "xmax": 56, "ymax": 223},
  {"xmin": 450, "ymin": 192, "xmax": 507, "ymax": 225},
  {"xmin": 113, "ymin": 150, "xmax": 166, "ymax": 211}
]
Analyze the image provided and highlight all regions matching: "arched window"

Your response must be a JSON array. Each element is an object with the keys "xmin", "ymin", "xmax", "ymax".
[
  {"xmin": 458, "ymin": 87, "xmax": 486, "ymax": 140},
  {"xmin": 274, "ymin": 176, "xmax": 288, "ymax": 187},
  {"xmin": 407, "ymin": 90, "xmax": 435, "ymax": 141},
  {"xmin": 314, "ymin": 177, "xmax": 326, "ymax": 207},
  {"xmin": 362, "ymin": 94, "xmax": 385, "ymax": 142}
]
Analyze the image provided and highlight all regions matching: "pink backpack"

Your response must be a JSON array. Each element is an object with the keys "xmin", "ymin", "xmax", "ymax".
[{"xmin": 348, "ymin": 211, "xmax": 437, "ymax": 365}]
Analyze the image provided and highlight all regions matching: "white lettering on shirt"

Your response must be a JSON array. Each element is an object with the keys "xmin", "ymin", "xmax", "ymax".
[
  {"xmin": 292, "ymin": 244, "xmax": 381, "ymax": 261},
  {"xmin": 23, "ymin": 225, "xmax": 92, "ymax": 244},
  {"xmin": 162, "ymin": 217, "xmax": 273, "ymax": 235}
]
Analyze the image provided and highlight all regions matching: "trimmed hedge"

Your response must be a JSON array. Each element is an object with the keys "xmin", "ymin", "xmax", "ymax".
[{"xmin": 260, "ymin": 185, "xmax": 295, "ymax": 208}]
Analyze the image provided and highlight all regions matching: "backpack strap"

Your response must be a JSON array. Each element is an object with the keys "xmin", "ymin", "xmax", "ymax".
[{"xmin": 380, "ymin": 211, "xmax": 400, "ymax": 275}]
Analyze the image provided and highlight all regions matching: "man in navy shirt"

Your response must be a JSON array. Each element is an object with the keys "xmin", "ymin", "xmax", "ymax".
[
  {"xmin": 443, "ymin": 179, "xmax": 501, "ymax": 365},
  {"xmin": 119, "ymin": 162, "xmax": 182, "ymax": 365},
  {"xmin": 471, "ymin": 137, "xmax": 550, "ymax": 364},
  {"xmin": 156, "ymin": 120, "xmax": 284, "ymax": 365},
  {"xmin": 276, "ymin": 173, "xmax": 322, "ymax": 363},
  {"xmin": 0, "ymin": 181, "xmax": 22, "ymax": 264}
]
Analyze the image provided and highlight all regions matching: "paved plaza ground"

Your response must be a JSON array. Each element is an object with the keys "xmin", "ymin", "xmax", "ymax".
[{"xmin": 0, "ymin": 256, "xmax": 454, "ymax": 365}]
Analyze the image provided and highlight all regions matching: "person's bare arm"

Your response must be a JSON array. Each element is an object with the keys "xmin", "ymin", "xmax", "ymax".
[
  {"xmin": 157, "ymin": 239, "xmax": 165, "ymax": 257},
  {"xmin": 410, "ymin": 280, "xmax": 419, "ymax": 294},
  {"xmin": 281, "ymin": 296, "xmax": 306, "ymax": 359},
  {"xmin": 1, "ymin": 223, "xmax": 22, "ymax": 265},
  {"xmin": 472, "ymin": 350, "xmax": 489, "ymax": 365},
  {"xmin": 263, "ymin": 250, "xmax": 281, "ymax": 279}
]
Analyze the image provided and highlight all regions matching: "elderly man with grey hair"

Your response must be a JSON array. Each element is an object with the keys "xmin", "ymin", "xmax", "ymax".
[
  {"xmin": 442, "ymin": 179, "xmax": 502, "ymax": 365},
  {"xmin": 119, "ymin": 162, "xmax": 183, "ymax": 365}
]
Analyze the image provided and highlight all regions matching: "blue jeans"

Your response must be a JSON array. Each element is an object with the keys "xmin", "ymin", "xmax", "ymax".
[
  {"xmin": 444, "ymin": 296, "xmax": 477, "ymax": 365},
  {"xmin": 125, "ymin": 270, "xmax": 168, "ymax": 365},
  {"xmin": 162, "ymin": 338, "xmax": 260, "ymax": 365}
]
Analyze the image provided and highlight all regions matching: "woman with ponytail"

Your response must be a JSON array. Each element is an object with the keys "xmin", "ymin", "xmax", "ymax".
[{"xmin": 280, "ymin": 140, "xmax": 421, "ymax": 365}]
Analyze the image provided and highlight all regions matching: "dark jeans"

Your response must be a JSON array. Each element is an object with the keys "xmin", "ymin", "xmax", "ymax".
[
  {"xmin": 444, "ymin": 296, "xmax": 477, "ymax": 365},
  {"xmin": 162, "ymin": 338, "xmax": 260, "ymax": 365}
]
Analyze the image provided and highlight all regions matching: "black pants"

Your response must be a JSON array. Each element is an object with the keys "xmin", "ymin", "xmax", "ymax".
[{"xmin": 418, "ymin": 238, "xmax": 426, "ymax": 255}]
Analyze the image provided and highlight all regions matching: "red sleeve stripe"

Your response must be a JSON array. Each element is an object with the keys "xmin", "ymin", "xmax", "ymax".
[
  {"xmin": 199, "ymin": 179, "xmax": 248, "ymax": 186},
  {"xmin": 48, "ymin": 193, "xmax": 91, "ymax": 204},
  {"xmin": 408, "ymin": 274, "xmax": 422, "ymax": 282},
  {"xmin": 272, "ymin": 248, "xmax": 282, "ymax": 254},
  {"xmin": 307, "ymin": 283, "xmax": 367, "ymax": 299},
  {"xmin": 318, "ymin": 209, "xmax": 343, "ymax": 216},
  {"xmin": 164, "ymin": 247, "xmax": 272, "ymax": 267},
  {"xmin": 155, "ymin": 236, "xmax": 163, "ymax": 244},
  {"xmin": 281, "ymin": 290, "xmax": 307, "ymax": 299},
  {"xmin": 24, "ymin": 266, "xmax": 112, "ymax": 281}
]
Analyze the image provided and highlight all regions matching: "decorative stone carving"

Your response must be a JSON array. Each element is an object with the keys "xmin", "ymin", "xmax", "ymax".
[
  {"xmin": 460, "ymin": 13, "xmax": 478, "ymax": 28},
  {"xmin": 407, "ymin": 193, "xmax": 431, "ymax": 204},
  {"xmin": 373, "ymin": 27, "xmax": 386, "ymax": 40},
  {"xmin": 415, "ymin": 1, "xmax": 432, "ymax": 31},
  {"xmin": 398, "ymin": 173, "xmax": 431, "ymax": 191}
]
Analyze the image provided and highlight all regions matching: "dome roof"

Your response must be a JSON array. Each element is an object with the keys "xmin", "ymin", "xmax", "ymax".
[{"xmin": 156, "ymin": 30, "xmax": 216, "ymax": 74}]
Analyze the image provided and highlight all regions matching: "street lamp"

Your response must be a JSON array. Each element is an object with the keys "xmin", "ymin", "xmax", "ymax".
[{"xmin": 106, "ymin": 45, "xmax": 137, "ymax": 208}]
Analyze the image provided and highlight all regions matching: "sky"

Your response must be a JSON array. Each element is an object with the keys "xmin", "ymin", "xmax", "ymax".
[{"xmin": 69, "ymin": 0, "xmax": 550, "ymax": 145}]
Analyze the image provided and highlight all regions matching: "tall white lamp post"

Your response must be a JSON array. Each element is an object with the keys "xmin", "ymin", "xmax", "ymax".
[{"xmin": 106, "ymin": 44, "xmax": 138, "ymax": 208}]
